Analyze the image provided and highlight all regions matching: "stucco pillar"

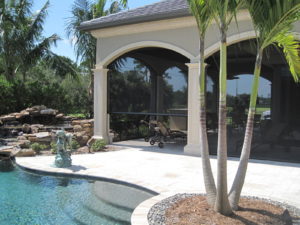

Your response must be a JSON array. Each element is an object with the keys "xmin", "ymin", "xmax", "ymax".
[
  {"xmin": 93, "ymin": 67, "xmax": 109, "ymax": 142},
  {"xmin": 184, "ymin": 62, "xmax": 202, "ymax": 156}
]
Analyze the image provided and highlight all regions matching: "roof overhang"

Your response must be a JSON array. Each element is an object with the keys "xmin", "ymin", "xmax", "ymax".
[{"xmin": 79, "ymin": 8, "xmax": 190, "ymax": 32}]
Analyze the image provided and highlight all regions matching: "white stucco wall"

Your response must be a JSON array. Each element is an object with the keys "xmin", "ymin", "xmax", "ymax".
[
  {"xmin": 94, "ymin": 15, "xmax": 300, "ymax": 68},
  {"xmin": 94, "ymin": 13, "xmax": 260, "ymax": 67}
]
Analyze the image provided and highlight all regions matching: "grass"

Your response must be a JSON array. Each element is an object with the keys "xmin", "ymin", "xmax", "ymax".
[
  {"xmin": 67, "ymin": 113, "xmax": 87, "ymax": 119},
  {"xmin": 255, "ymin": 107, "xmax": 270, "ymax": 115}
]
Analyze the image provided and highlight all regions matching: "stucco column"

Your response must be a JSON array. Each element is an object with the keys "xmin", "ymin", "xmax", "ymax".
[
  {"xmin": 184, "ymin": 62, "xmax": 203, "ymax": 156},
  {"xmin": 93, "ymin": 67, "xmax": 109, "ymax": 142}
]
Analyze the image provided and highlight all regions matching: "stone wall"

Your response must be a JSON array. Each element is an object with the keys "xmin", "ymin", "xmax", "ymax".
[{"xmin": 0, "ymin": 106, "xmax": 94, "ymax": 156}]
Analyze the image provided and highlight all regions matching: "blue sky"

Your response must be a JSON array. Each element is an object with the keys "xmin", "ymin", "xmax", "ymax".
[{"xmin": 32, "ymin": 0, "xmax": 160, "ymax": 62}]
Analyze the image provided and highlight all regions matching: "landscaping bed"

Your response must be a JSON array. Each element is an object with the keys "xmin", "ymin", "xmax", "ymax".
[{"xmin": 148, "ymin": 194, "xmax": 300, "ymax": 225}]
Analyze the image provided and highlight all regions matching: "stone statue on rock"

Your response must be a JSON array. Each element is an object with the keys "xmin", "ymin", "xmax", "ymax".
[{"xmin": 54, "ymin": 129, "xmax": 75, "ymax": 168}]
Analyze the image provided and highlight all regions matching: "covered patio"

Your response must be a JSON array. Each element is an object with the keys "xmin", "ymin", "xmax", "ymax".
[{"xmin": 79, "ymin": 0, "xmax": 300, "ymax": 162}]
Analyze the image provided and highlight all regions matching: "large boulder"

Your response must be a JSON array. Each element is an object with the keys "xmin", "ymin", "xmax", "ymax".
[
  {"xmin": 40, "ymin": 109, "xmax": 57, "ymax": 115},
  {"xmin": 73, "ymin": 125, "xmax": 83, "ymax": 132},
  {"xmin": 55, "ymin": 113, "xmax": 64, "ymax": 119},
  {"xmin": 22, "ymin": 124, "xmax": 31, "ymax": 133},
  {"xmin": 31, "ymin": 124, "xmax": 44, "ymax": 134},
  {"xmin": 17, "ymin": 136, "xmax": 27, "ymax": 141},
  {"xmin": 15, "ymin": 113, "xmax": 24, "ymax": 119},
  {"xmin": 16, "ymin": 149, "xmax": 36, "ymax": 157},
  {"xmin": 74, "ymin": 131, "xmax": 89, "ymax": 146},
  {"xmin": 28, "ymin": 136, "xmax": 38, "ymax": 142},
  {"xmin": 35, "ymin": 132, "xmax": 51, "ymax": 143},
  {"xmin": 20, "ymin": 110, "xmax": 30, "ymax": 117},
  {"xmin": 18, "ymin": 140, "xmax": 31, "ymax": 149},
  {"xmin": 0, "ymin": 115, "xmax": 16, "ymax": 122}
]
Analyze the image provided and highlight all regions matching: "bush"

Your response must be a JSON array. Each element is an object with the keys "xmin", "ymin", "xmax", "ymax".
[
  {"xmin": 31, "ymin": 143, "xmax": 47, "ymax": 154},
  {"xmin": 91, "ymin": 139, "xmax": 106, "ymax": 152},
  {"xmin": 0, "ymin": 76, "xmax": 15, "ymax": 115},
  {"xmin": 50, "ymin": 142, "xmax": 57, "ymax": 154},
  {"xmin": 70, "ymin": 140, "xmax": 80, "ymax": 150}
]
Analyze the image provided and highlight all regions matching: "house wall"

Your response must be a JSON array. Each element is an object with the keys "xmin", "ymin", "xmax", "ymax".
[
  {"xmin": 93, "ymin": 11, "xmax": 261, "ymax": 67},
  {"xmin": 95, "ymin": 17, "xmax": 300, "ymax": 67},
  {"xmin": 91, "ymin": 11, "xmax": 300, "ymax": 156}
]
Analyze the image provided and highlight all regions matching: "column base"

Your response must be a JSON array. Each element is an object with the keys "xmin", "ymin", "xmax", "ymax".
[
  {"xmin": 91, "ymin": 135, "xmax": 109, "ymax": 143},
  {"xmin": 184, "ymin": 144, "xmax": 201, "ymax": 156}
]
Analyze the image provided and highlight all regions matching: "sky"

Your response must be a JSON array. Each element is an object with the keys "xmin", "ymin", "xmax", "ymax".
[{"xmin": 32, "ymin": 0, "xmax": 160, "ymax": 62}]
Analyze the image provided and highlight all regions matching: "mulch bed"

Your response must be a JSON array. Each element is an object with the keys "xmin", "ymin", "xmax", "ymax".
[{"xmin": 148, "ymin": 194, "xmax": 300, "ymax": 225}]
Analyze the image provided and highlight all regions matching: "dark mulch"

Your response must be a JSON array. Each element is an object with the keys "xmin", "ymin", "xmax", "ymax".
[{"xmin": 165, "ymin": 196, "xmax": 300, "ymax": 225}]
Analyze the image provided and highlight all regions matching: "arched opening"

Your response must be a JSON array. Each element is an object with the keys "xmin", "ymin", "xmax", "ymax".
[
  {"xmin": 206, "ymin": 39, "xmax": 300, "ymax": 163},
  {"xmin": 108, "ymin": 48, "xmax": 189, "ymax": 141}
]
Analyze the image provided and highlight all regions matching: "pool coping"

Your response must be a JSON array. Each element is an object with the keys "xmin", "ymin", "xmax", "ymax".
[
  {"xmin": 16, "ymin": 163, "xmax": 159, "ymax": 196},
  {"xmin": 15, "ymin": 151, "xmax": 300, "ymax": 224},
  {"xmin": 131, "ymin": 191, "xmax": 196, "ymax": 225}
]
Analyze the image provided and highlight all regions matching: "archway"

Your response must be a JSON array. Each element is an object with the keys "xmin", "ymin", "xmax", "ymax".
[
  {"xmin": 205, "ymin": 38, "xmax": 300, "ymax": 163},
  {"xmin": 107, "ymin": 47, "xmax": 189, "ymax": 141}
]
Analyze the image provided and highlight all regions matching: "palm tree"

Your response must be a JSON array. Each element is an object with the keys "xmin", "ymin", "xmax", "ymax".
[
  {"xmin": 208, "ymin": 0, "xmax": 242, "ymax": 215},
  {"xmin": 229, "ymin": 0, "xmax": 300, "ymax": 210},
  {"xmin": 0, "ymin": 0, "xmax": 59, "ymax": 81},
  {"xmin": 186, "ymin": 0, "xmax": 216, "ymax": 207},
  {"xmin": 66, "ymin": 0, "xmax": 125, "ymax": 116}
]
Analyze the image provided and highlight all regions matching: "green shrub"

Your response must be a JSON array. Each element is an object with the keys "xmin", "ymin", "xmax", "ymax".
[
  {"xmin": 31, "ymin": 143, "xmax": 47, "ymax": 154},
  {"xmin": 70, "ymin": 140, "xmax": 80, "ymax": 150},
  {"xmin": 50, "ymin": 142, "xmax": 57, "ymax": 154},
  {"xmin": 91, "ymin": 139, "xmax": 106, "ymax": 152}
]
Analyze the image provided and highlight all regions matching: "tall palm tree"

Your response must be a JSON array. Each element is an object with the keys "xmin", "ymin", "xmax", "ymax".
[
  {"xmin": 186, "ymin": 0, "xmax": 216, "ymax": 207},
  {"xmin": 208, "ymin": 0, "xmax": 242, "ymax": 215},
  {"xmin": 66, "ymin": 0, "xmax": 124, "ymax": 116},
  {"xmin": 0, "ymin": 0, "xmax": 59, "ymax": 81},
  {"xmin": 229, "ymin": 0, "xmax": 300, "ymax": 210}
]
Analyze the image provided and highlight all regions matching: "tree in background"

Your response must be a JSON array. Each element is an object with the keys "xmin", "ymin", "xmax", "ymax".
[
  {"xmin": 0, "ymin": 0, "xmax": 59, "ymax": 81},
  {"xmin": 66, "ymin": 0, "xmax": 126, "ymax": 116},
  {"xmin": 0, "ymin": 0, "xmax": 91, "ymax": 116}
]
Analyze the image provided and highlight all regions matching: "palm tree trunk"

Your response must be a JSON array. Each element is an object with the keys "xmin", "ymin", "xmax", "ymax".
[
  {"xmin": 229, "ymin": 49, "xmax": 263, "ymax": 210},
  {"xmin": 214, "ymin": 27, "xmax": 232, "ymax": 216},
  {"xmin": 199, "ymin": 37, "xmax": 216, "ymax": 206}
]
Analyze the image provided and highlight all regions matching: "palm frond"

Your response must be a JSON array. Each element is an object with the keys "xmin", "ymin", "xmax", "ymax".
[
  {"xmin": 208, "ymin": 0, "xmax": 242, "ymax": 30},
  {"xmin": 93, "ymin": 0, "xmax": 107, "ymax": 18},
  {"xmin": 65, "ymin": 0, "xmax": 122, "ymax": 66},
  {"xmin": 276, "ymin": 33, "xmax": 300, "ymax": 82},
  {"xmin": 246, "ymin": 0, "xmax": 300, "ymax": 49},
  {"xmin": 187, "ymin": 0, "xmax": 213, "ymax": 37},
  {"xmin": 26, "ymin": 0, "xmax": 49, "ymax": 42},
  {"xmin": 44, "ymin": 54, "xmax": 81, "ymax": 81},
  {"xmin": 118, "ymin": 0, "xmax": 127, "ymax": 8},
  {"xmin": 107, "ymin": 1, "xmax": 122, "ymax": 14}
]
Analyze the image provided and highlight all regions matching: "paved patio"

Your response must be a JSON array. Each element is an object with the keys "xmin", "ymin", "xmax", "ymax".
[{"xmin": 16, "ymin": 139, "xmax": 300, "ymax": 208}]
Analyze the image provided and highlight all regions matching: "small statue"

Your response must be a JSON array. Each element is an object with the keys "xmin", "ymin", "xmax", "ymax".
[{"xmin": 54, "ymin": 129, "xmax": 74, "ymax": 168}]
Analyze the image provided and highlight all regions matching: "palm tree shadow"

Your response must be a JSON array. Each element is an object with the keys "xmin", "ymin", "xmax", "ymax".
[{"xmin": 232, "ymin": 207, "xmax": 294, "ymax": 225}]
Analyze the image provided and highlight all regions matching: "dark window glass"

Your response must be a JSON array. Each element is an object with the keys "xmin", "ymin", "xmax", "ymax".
[
  {"xmin": 227, "ymin": 74, "xmax": 271, "ymax": 128},
  {"xmin": 158, "ymin": 67, "xmax": 188, "ymax": 114},
  {"xmin": 108, "ymin": 57, "xmax": 151, "ymax": 113}
]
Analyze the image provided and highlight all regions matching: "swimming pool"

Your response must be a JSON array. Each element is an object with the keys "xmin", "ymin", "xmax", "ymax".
[{"xmin": 0, "ymin": 166, "xmax": 156, "ymax": 225}]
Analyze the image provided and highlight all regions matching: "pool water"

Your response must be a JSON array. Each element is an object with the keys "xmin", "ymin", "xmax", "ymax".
[{"xmin": 0, "ymin": 167, "xmax": 155, "ymax": 225}]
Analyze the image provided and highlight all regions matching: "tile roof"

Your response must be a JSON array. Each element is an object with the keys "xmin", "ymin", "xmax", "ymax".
[{"xmin": 79, "ymin": 0, "xmax": 190, "ymax": 31}]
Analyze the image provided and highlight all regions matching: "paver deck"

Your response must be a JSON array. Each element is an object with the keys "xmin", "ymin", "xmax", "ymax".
[{"xmin": 16, "ymin": 140, "xmax": 300, "ymax": 208}]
